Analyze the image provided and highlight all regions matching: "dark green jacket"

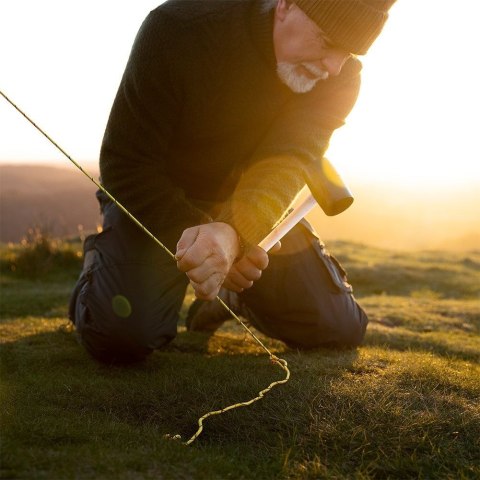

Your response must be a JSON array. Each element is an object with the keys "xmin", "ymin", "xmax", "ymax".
[{"xmin": 100, "ymin": 0, "xmax": 361, "ymax": 249}]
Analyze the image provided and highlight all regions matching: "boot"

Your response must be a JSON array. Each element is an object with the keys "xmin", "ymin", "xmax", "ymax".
[{"xmin": 186, "ymin": 288, "xmax": 252, "ymax": 332}]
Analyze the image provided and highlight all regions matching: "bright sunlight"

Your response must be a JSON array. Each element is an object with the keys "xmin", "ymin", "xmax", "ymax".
[{"xmin": 1, "ymin": 0, "xmax": 479, "ymax": 190}]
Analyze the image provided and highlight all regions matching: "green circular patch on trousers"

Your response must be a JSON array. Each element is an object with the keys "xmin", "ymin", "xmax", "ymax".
[{"xmin": 112, "ymin": 295, "xmax": 132, "ymax": 318}]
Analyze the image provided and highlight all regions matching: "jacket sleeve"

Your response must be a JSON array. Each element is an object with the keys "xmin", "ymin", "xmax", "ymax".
[
  {"xmin": 100, "ymin": 11, "xmax": 211, "ymax": 248},
  {"xmin": 215, "ymin": 57, "xmax": 362, "ymax": 248}
]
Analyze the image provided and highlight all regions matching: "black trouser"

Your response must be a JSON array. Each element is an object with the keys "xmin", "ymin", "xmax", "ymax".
[{"xmin": 69, "ymin": 191, "xmax": 368, "ymax": 363}]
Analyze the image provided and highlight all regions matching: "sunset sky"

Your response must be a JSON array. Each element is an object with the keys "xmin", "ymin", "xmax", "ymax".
[{"xmin": 1, "ymin": 0, "xmax": 480, "ymax": 189}]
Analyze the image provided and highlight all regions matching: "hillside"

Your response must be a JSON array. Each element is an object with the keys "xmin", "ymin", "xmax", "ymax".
[
  {"xmin": 308, "ymin": 182, "xmax": 480, "ymax": 251},
  {"xmin": 0, "ymin": 164, "xmax": 100, "ymax": 242},
  {"xmin": 1, "ymin": 164, "xmax": 479, "ymax": 251}
]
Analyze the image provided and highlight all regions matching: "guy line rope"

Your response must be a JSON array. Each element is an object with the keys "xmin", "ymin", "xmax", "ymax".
[{"xmin": 0, "ymin": 89, "xmax": 290, "ymax": 446}]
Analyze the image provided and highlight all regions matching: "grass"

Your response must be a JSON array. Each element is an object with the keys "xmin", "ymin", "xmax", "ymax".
[{"xmin": 1, "ymin": 238, "xmax": 479, "ymax": 479}]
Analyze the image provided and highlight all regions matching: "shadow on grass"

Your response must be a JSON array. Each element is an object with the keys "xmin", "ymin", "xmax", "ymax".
[
  {"xmin": 2, "ymin": 322, "xmax": 479, "ymax": 479},
  {"xmin": 0, "ymin": 324, "xmax": 360, "ymax": 479},
  {"xmin": 1, "ymin": 325, "xmax": 357, "ymax": 440}
]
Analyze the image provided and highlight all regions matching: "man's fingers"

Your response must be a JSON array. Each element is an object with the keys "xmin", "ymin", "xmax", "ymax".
[
  {"xmin": 222, "ymin": 277, "xmax": 244, "ymax": 293},
  {"xmin": 245, "ymin": 245, "xmax": 269, "ymax": 270},
  {"xmin": 176, "ymin": 226, "xmax": 233, "ymax": 273},
  {"xmin": 234, "ymin": 251, "xmax": 266, "ymax": 282},
  {"xmin": 269, "ymin": 241, "xmax": 282, "ymax": 253},
  {"xmin": 176, "ymin": 232, "xmax": 215, "ymax": 272},
  {"xmin": 176, "ymin": 222, "xmax": 257, "ymax": 298},
  {"xmin": 178, "ymin": 245, "xmax": 230, "ymax": 274},
  {"xmin": 185, "ymin": 263, "xmax": 216, "ymax": 284},
  {"xmin": 191, "ymin": 272, "xmax": 224, "ymax": 300},
  {"xmin": 175, "ymin": 226, "xmax": 200, "ymax": 260},
  {"xmin": 235, "ymin": 260, "xmax": 262, "ymax": 282},
  {"xmin": 225, "ymin": 269, "xmax": 254, "ymax": 289}
]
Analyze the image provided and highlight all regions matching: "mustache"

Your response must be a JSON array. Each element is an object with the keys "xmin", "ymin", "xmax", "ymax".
[{"xmin": 300, "ymin": 62, "xmax": 329, "ymax": 80}]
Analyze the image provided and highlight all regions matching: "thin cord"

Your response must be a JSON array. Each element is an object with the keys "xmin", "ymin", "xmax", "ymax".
[
  {"xmin": 0, "ymin": 89, "xmax": 290, "ymax": 445},
  {"xmin": 0, "ymin": 90, "xmax": 175, "ymax": 262}
]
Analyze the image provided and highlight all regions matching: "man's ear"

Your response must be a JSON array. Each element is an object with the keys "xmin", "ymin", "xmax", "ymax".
[{"xmin": 275, "ymin": 0, "xmax": 290, "ymax": 21}]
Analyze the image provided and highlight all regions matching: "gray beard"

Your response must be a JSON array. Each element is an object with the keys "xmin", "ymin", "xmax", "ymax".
[{"xmin": 276, "ymin": 62, "xmax": 329, "ymax": 93}]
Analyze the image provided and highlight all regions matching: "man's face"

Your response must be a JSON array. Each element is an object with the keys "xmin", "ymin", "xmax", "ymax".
[{"xmin": 273, "ymin": 0, "xmax": 352, "ymax": 93}]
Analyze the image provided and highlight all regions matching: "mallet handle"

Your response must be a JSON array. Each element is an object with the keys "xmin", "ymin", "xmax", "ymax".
[{"xmin": 258, "ymin": 185, "xmax": 316, "ymax": 252}]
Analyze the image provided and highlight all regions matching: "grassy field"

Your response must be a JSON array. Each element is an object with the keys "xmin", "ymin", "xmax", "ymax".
[{"xmin": 1, "ymin": 237, "xmax": 479, "ymax": 479}]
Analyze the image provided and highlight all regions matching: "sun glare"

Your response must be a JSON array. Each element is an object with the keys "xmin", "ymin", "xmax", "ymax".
[{"xmin": 328, "ymin": 0, "xmax": 480, "ymax": 189}]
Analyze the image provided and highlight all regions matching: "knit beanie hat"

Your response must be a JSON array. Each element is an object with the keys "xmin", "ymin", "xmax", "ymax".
[{"xmin": 294, "ymin": 0, "xmax": 396, "ymax": 55}]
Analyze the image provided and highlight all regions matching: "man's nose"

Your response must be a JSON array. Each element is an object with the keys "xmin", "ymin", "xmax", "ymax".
[{"xmin": 320, "ymin": 51, "xmax": 350, "ymax": 77}]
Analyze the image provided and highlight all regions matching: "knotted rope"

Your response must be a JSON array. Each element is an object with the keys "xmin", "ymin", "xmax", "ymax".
[{"xmin": 0, "ymin": 90, "xmax": 290, "ymax": 445}]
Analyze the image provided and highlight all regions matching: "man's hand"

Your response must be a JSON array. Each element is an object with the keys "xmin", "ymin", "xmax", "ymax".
[
  {"xmin": 175, "ymin": 222, "xmax": 240, "ymax": 300},
  {"xmin": 222, "ymin": 242, "xmax": 280, "ymax": 293}
]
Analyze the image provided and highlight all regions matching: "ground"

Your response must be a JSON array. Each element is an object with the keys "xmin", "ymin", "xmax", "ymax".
[{"xmin": 1, "ymin": 239, "xmax": 479, "ymax": 479}]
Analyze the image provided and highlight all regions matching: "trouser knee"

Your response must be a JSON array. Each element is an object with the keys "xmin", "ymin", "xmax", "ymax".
[
  {"xmin": 291, "ymin": 298, "xmax": 369, "ymax": 349},
  {"xmin": 240, "ymin": 220, "xmax": 369, "ymax": 350},
  {"xmin": 70, "ymin": 278, "xmax": 176, "ymax": 364},
  {"xmin": 68, "ymin": 242, "xmax": 186, "ymax": 364},
  {"xmin": 78, "ymin": 316, "xmax": 155, "ymax": 365},
  {"xmin": 244, "ymin": 296, "xmax": 368, "ymax": 350}
]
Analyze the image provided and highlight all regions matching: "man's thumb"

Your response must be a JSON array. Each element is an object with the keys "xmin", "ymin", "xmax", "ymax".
[{"xmin": 175, "ymin": 226, "xmax": 199, "ymax": 260}]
